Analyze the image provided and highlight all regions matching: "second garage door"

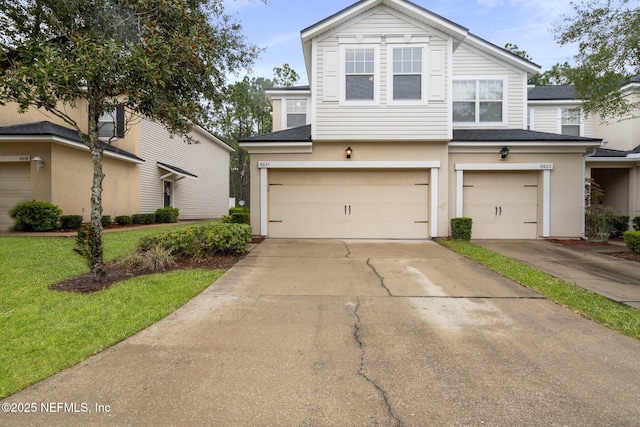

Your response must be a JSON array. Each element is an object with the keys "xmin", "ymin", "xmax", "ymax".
[
  {"xmin": 463, "ymin": 171, "xmax": 538, "ymax": 239},
  {"xmin": 268, "ymin": 169, "xmax": 430, "ymax": 239},
  {"xmin": 0, "ymin": 163, "xmax": 31, "ymax": 231}
]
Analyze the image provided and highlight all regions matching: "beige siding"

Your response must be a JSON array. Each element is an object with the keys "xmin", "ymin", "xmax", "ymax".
[
  {"xmin": 314, "ymin": 7, "xmax": 450, "ymax": 140},
  {"xmin": 452, "ymin": 45, "xmax": 526, "ymax": 129},
  {"xmin": 139, "ymin": 120, "xmax": 231, "ymax": 219}
]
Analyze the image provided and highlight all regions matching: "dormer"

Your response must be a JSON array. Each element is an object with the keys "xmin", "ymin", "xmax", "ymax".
[{"xmin": 266, "ymin": 86, "xmax": 311, "ymax": 133}]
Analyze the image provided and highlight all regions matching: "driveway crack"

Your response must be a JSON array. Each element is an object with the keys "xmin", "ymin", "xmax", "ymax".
[
  {"xmin": 353, "ymin": 297, "xmax": 404, "ymax": 427},
  {"xmin": 366, "ymin": 258, "xmax": 392, "ymax": 296},
  {"xmin": 343, "ymin": 241, "xmax": 352, "ymax": 258}
]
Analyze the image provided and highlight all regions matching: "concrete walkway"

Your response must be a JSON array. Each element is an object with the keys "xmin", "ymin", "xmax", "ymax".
[
  {"xmin": 1, "ymin": 239, "xmax": 640, "ymax": 426},
  {"xmin": 476, "ymin": 240, "xmax": 640, "ymax": 309}
]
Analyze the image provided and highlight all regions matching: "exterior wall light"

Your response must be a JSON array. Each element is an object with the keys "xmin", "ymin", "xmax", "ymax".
[
  {"xmin": 500, "ymin": 147, "xmax": 509, "ymax": 160},
  {"xmin": 346, "ymin": 146, "xmax": 353, "ymax": 159},
  {"xmin": 32, "ymin": 156, "xmax": 44, "ymax": 170}
]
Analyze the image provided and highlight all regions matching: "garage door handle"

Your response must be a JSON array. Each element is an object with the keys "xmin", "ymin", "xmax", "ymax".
[
  {"xmin": 349, "ymin": 205, "xmax": 351, "ymax": 215},
  {"xmin": 499, "ymin": 206, "xmax": 502, "ymax": 216},
  {"xmin": 495, "ymin": 206, "xmax": 498, "ymax": 216}
]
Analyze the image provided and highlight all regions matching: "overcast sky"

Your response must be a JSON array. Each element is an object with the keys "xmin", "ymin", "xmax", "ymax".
[{"xmin": 223, "ymin": 0, "xmax": 578, "ymax": 84}]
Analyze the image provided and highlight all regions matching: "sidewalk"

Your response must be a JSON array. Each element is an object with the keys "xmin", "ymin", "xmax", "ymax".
[{"xmin": 475, "ymin": 240, "xmax": 640, "ymax": 309}]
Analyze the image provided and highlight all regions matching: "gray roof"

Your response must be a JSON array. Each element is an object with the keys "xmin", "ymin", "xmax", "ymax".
[
  {"xmin": 528, "ymin": 85, "xmax": 577, "ymax": 100},
  {"xmin": 591, "ymin": 147, "xmax": 629, "ymax": 158},
  {"xmin": 157, "ymin": 161, "xmax": 197, "ymax": 178},
  {"xmin": 0, "ymin": 121, "xmax": 144, "ymax": 162},
  {"xmin": 240, "ymin": 125, "xmax": 601, "ymax": 144},
  {"xmin": 453, "ymin": 129, "xmax": 601, "ymax": 142},
  {"xmin": 240, "ymin": 124, "xmax": 312, "ymax": 142}
]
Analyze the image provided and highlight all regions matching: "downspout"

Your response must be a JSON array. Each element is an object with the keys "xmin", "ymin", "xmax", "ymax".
[{"xmin": 582, "ymin": 146, "xmax": 598, "ymax": 239}]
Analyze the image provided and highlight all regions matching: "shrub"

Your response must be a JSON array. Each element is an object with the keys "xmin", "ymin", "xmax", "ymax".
[
  {"xmin": 202, "ymin": 223, "xmax": 252, "ymax": 255},
  {"xmin": 115, "ymin": 215, "xmax": 132, "ymax": 225},
  {"xmin": 585, "ymin": 204, "xmax": 618, "ymax": 241},
  {"xmin": 155, "ymin": 207, "xmax": 179, "ymax": 223},
  {"xmin": 139, "ymin": 227, "xmax": 201, "ymax": 257},
  {"xmin": 623, "ymin": 231, "xmax": 640, "ymax": 254},
  {"xmin": 61, "ymin": 215, "xmax": 83, "ymax": 230},
  {"xmin": 633, "ymin": 217, "xmax": 640, "ymax": 231},
  {"xmin": 74, "ymin": 224, "xmax": 99, "ymax": 267},
  {"xmin": 610, "ymin": 215, "xmax": 630, "ymax": 239},
  {"xmin": 451, "ymin": 217, "xmax": 472, "ymax": 241},
  {"xmin": 132, "ymin": 213, "xmax": 156, "ymax": 224},
  {"xmin": 230, "ymin": 212, "xmax": 250, "ymax": 225},
  {"xmin": 10, "ymin": 201, "xmax": 62, "ymax": 231},
  {"xmin": 229, "ymin": 207, "xmax": 246, "ymax": 215},
  {"xmin": 101, "ymin": 215, "xmax": 112, "ymax": 227}
]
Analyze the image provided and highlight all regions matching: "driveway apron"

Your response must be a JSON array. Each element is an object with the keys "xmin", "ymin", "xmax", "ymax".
[{"xmin": 2, "ymin": 239, "xmax": 640, "ymax": 426}]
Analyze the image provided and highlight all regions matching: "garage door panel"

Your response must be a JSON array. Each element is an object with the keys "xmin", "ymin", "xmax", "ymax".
[
  {"xmin": 268, "ymin": 169, "xmax": 430, "ymax": 239},
  {"xmin": 463, "ymin": 171, "xmax": 538, "ymax": 240},
  {"xmin": 1, "ymin": 164, "xmax": 31, "ymax": 230}
]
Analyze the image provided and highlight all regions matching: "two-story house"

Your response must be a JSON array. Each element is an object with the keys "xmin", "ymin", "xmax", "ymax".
[
  {"xmin": 528, "ymin": 81, "xmax": 640, "ymax": 221},
  {"xmin": 240, "ymin": 0, "xmax": 602, "ymax": 240},
  {"xmin": 0, "ymin": 100, "xmax": 233, "ymax": 231}
]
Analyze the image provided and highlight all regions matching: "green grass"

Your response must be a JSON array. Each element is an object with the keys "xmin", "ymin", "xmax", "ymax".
[
  {"xmin": 0, "ymin": 223, "xmax": 224, "ymax": 398},
  {"xmin": 439, "ymin": 239, "xmax": 640, "ymax": 340}
]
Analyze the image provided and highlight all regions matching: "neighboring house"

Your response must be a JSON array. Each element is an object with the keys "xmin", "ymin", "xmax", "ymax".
[
  {"xmin": 0, "ymin": 101, "xmax": 233, "ymax": 231},
  {"xmin": 528, "ymin": 81, "xmax": 640, "ymax": 221},
  {"xmin": 240, "ymin": 0, "xmax": 602, "ymax": 240}
]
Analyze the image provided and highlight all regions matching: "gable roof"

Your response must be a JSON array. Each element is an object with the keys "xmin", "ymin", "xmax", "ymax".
[
  {"xmin": 301, "ymin": 0, "xmax": 539, "ymax": 82},
  {"xmin": 0, "ymin": 121, "xmax": 145, "ymax": 163}
]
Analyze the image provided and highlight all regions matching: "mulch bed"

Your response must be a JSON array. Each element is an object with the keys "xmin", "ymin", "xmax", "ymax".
[
  {"xmin": 547, "ymin": 238, "xmax": 640, "ymax": 263},
  {"xmin": 49, "ymin": 254, "xmax": 245, "ymax": 294}
]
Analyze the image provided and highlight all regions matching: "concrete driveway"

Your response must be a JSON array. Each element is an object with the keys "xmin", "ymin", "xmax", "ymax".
[{"xmin": 2, "ymin": 239, "xmax": 640, "ymax": 426}]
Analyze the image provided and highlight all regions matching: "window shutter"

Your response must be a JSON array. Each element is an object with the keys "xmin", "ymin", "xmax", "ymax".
[
  {"xmin": 116, "ymin": 105, "xmax": 125, "ymax": 138},
  {"xmin": 323, "ymin": 50, "xmax": 339, "ymax": 101},
  {"xmin": 428, "ymin": 48, "xmax": 445, "ymax": 101}
]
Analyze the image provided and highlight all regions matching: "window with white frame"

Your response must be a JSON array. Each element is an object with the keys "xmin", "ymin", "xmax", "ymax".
[
  {"xmin": 560, "ymin": 107, "xmax": 581, "ymax": 136},
  {"xmin": 527, "ymin": 107, "xmax": 533, "ymax": 130},
  {"xmin": 286, "ymin": 99, "xmax": 307, "ymax": 128},
  {"xmin": 345, "ymin": 48, "xmax": 375, "ymax": 101},
  {"xmin": 392, "ymin": 47, "xmax": 422, "ymax": 100},
  {"xmin": 453, "ymin": 79, "xmax": 504, "ymax": 123},
  {"xmin": 97, "ymin": 105, "xmax": 125, "ymax": 140}
]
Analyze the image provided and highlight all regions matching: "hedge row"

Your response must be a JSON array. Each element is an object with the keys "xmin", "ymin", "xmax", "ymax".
[{"xmin": 10, "ymin": 201, "xmax": 182, "ymax": 231}]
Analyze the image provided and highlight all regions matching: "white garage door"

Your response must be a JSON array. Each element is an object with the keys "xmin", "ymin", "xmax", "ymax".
[
  {"xmin": 0, "ymin": 163, "xmax": 31, "ymax": 230},
  {"xmin": 268, "ymin": 169, "xmax": 430, "ymax": 239},
  {"xmin": 463, "ymin": 171, "xmax": 538, "ymax": 239}
]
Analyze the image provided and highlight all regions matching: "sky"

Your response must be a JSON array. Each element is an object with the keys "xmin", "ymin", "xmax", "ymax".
[{"xmin": 223, "ymin": 0, "xmax": 579, "ymax": 85}]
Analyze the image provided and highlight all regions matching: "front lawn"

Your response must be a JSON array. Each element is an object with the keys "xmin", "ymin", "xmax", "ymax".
[
  {"xmin": 0, "ymin": 224, "xmax": 224, "ymax": 398},
  {"xmin": 440, "ymin": 239, "xmax": 640, "ymax": 340}
]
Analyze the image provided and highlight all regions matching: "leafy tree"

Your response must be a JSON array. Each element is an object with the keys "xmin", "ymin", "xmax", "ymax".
[
  {"xmin": 211, "ymin": 65, "xmax": 300, "ymax": 209},
  {"xmin": 0, "ymin": 0, "xmax": 260, "ymax": 279},
  {"xmin": 555, "ymin": 0, "xmax": 640, "ymax": 120},
  {"xmin": 504, "ymin": 43, "xmax": 571, "ymax": 86}
]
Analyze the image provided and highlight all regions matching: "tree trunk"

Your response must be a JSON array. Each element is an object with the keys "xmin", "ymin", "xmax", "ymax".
[{"xmin": 89, "ymin": 143, "xmax": 106, "ymax": 280}]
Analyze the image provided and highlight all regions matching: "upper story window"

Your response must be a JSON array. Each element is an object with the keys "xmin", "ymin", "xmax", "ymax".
[
  {"xmin": 527, "ymin": 107, "xmax": 533, "ymax": 130},
  {"xmin": 345, "ymin": 48, "xmax": 375, "ymax": 101},
  {"xmin": 98, "ymin": 105, "xmax": 125, "ymax": 140},
  {"xmin": 560, "ymin": 107, "xmax": 581, "ymax": 136},
  {"xmin": 453, "ymin": 79, "xmax": 504, "ymax": 124},
  {"xmin": 286, "ymin": 99, "xmax": 307, "ymax": 128},
  {"xmin": 392, "ymin": 47, "xmax": 422, "ymax": 100}
]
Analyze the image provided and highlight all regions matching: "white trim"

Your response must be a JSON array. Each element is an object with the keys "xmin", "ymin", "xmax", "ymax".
[
  {"xmin": 157, "ymin": 163, "xmax": 197, "ymax": 181},
  {"xmin": 456, "ymin": 169, "xmax": 464, "ymax": 217},
  {"xmin": 260, "ymin": 168, "xmax": 268, "ymax": 236},
  {"xmin": 258, "ymin": 161, "xmax": 441, "ymax": 169},
  {"xmin": 430, "ymin": 167, "xmax": 439, "ymax": 237},
  {"xmin": 587, "ymin": 157, "xmax": 640, "ymax": 163},
  {"xmin": 543, "ymin": 169, "xmax": 551, "ymax": 237},
  {"xmin": 455, "ymin": 163, "xmax": 553, "ymax": 171}
]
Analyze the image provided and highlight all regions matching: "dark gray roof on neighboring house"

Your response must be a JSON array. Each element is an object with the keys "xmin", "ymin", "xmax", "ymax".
[
  {"xmin": 239, "ymin": 124, "xmax": 312, "ymax": 142},
  {"xmin": 591, "ymin": 147, "xmax": 629, "ymax": 158},
  {"xmin": 528, "ymin": 85, "xmax": 577, "ymax": 100},
  {"xmin": 453, "ymin": 129, "xmax": 601, "ymax": 142},
  {"xmin": 266, "ymin": 85, "xmax": 311, "ymax": 92},
  {"xmin": 0, "ymin": 121, "xmax": 144, "ymax": 162}
]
